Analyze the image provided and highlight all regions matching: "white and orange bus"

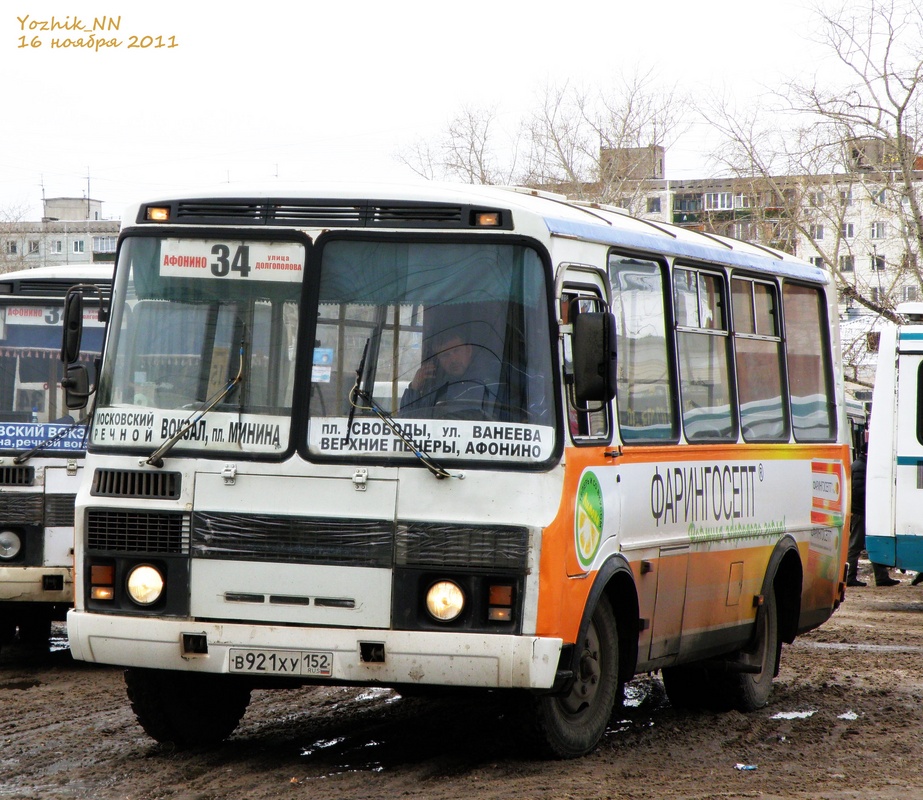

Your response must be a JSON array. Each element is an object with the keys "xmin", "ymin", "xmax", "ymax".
[{"xmin": 61, "ymin": 183, "xmax": 849, "ymax": 757}]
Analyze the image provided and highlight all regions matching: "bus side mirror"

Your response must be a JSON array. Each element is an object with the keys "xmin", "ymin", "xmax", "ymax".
[
  {"xmin": 61, "ymin": 289, "xmax": 84, "ymax": 365},
  {"xmin": 61, "ymin": 364, "xmax": 90, "ymax": 410},
  {"xmin": 573, "ymin": 311, "xmax": 617, "ymax": 403}
]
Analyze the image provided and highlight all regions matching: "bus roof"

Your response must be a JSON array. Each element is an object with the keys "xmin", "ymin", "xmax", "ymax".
[
  {"xmin": 0, "ymin": 264, "xmax": 114, "ymax": 298},
  {"xmin": 122, "ymin": 181, "xmax": 828, "ymax": 284}
]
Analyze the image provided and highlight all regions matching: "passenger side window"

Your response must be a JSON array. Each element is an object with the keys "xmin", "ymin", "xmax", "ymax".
[
  {"xmin": 783, "ymin": 283, "xmax": 836, "ymax": 441},
  {"xmin": 673, "ymin": 267, "xmax": 736, "ymax": 442},
  {"xmin": 609, "ymin": 255, "xmax": 677, "ymax": 442},
  {"xmin": 732, "ymin": 278, "xmax": 788, "ymax": 441}
]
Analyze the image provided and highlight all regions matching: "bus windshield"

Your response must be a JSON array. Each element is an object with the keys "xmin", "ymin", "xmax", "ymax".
[
  {"xmin": 0, "ymin": 297, "xmax": 103, "ymax": 452},
  {"xmin": 307, "ymin": 238, "xmax": 557, "ymax": 465},
  {"xmin": 94, "ymin": 236, "xmax": 303, "ymax": 456},
  {"xmin": 94, "ymin": 235, "xmax": 557, "ymax": 465}
]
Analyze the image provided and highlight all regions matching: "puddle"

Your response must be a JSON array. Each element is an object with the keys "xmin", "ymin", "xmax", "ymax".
[
  {"xmin": 49, "ymin": 623, "xmax": 69, "ymax": 653},
  {"xmin": 300, "ymin": 734, "xmax": 385, "ymax": 775},
  {"xmin": 296, "ymin": 678, "xmax": 671, "ymax": 776},
  {"xmin": 0, "ymin": 679, "xmax": 40, "ymax": 691},
  {"xmin": 771, "ymin": 710, "xmax": 817, "ymax": 720},
  {"xmin": 795, "ymin": 641, "xmax": 923, "ymax": 653}
]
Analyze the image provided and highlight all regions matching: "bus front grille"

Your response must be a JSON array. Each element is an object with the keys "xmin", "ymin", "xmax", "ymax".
[
  {"xmin": 192, "ymin": 512, "xmax": 393, "ymax": 567},
  {"xmin": 0, "ymin": 466, "xmax": 35, "ymax": 486},
  {"xmin": 0, "ymin": 493, "xmax": 43, "ymax": 524},
  {"xmin": 91, "ymin": 469, "xmax": 181, "ymax": 499},
  {"xmin": 86, "ymin": 509, "xmax": 190, "ymax": 554},
  {"xmin": 396, "ymin": 523, "xmax": 530, "ymax": 571},
  {"xmin": 190, "ymin": 513, "xmax": 530, "ymax": 573},
  {"xmin": 45, "ymin": 494, "xmax": 76, "ymax": 527}
]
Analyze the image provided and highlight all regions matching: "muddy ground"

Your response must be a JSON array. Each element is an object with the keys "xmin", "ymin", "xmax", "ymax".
[{"xmin": 2, "ymin": 559, "xmax": 922, "ymax": 800}]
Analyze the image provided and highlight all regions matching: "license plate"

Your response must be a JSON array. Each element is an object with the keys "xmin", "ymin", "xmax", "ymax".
[{"xmin": 228, "ymin": 648, "xmax": 333, "ymax": 677}]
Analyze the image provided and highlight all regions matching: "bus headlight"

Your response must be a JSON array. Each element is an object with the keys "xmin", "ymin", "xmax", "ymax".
[
  {"xmin": 425, "ymin": 580, "xmax": 465, "ymax": 621},
  {"xmin": 0, "ymin": 530, "xmax": 22, "ymax": 560},
  {"xmin": 126, "ymin": 565, "xmax": 164, "ymax": 606}
]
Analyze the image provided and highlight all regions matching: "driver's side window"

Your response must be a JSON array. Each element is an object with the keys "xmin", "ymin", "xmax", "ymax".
[{"xmin": 562, "ymin": 290, "xmax": 611, "ymax": 441}]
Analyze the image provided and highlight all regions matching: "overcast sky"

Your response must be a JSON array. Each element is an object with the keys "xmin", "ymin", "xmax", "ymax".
[{"xmin": 2, "ymin": 0, "xmax": 826, "ymax": 220}]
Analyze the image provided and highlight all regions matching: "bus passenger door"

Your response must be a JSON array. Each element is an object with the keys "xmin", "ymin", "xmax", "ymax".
[
  {"xmin": 648, "ymin": 544, "xmax": 689, "ymax": 659},
  {"xmin": 893, "ymin": 349, "xmax": 923, "ymax": 564}
]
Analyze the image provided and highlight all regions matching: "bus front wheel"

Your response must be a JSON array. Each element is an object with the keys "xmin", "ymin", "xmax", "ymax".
[
  {"xmin": 531, "ymin": 594, "xmax": 621, "ymax": 758},
  {"xmin": 125, "ymin": 667, "xmax": 252, "ymax": 748}
]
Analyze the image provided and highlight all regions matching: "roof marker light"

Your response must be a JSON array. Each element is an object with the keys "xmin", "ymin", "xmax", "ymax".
[
  {"xmin": 474, "ymin": 211, "xmax": 501, "ymax": 227},
  {"xmin": 145, "ymin": 206, "xmax": 171, "ymax": 222}
]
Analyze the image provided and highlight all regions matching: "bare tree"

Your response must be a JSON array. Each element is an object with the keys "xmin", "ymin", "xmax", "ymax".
[
  {"xmin": 396, "ymin": 105, "xmax": 522, "ymax": 186},
  {"xmin": 796, "ymin": 0, "xmax": 923, "ymax": 311},
  {"xmin": 0, "ymin": 203, "xmax": 33, "ymax": 274},
  {"xmin": 519, "ymin": 81, "xmax": 592, "ymax": 192},
  {"xmin": 396, "ymin": 69, "xmax": 688, "ymax": 215},
  {"xmin": 522, "ymin": 71, "xmax": 689, "ymax": 213},
  {"xmin": 708, "ymin": 0, "xmax": 923, "ymax": 332}
]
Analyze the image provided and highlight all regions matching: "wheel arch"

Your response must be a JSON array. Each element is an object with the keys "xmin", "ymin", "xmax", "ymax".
[
  {"xmin": 575, "ymin": 556, "xmax": 639, "ymax": 689},
  {"xmin": 762, "ymin": 536, "xmax": 803, "ymax": 645}
]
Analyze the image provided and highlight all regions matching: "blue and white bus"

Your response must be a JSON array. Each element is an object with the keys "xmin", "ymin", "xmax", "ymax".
[
  {"xmin": 0, "ymin": 264, "xmax": 110, "ymax": 648},
  {"xmin": 867, "ymin": 303, "xmax": 923, "ymax": 569}
]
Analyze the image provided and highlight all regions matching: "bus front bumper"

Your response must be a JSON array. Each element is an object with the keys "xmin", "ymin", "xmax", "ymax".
[
  {"xmin": 66, "ymin": 610, "xmax": 564, "ymax": 690},
  {"xmin": 0, "ymin": 567, "xmax": 72, "ymax": 603}
]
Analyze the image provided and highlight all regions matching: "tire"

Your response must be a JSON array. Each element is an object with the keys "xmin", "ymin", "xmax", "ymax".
[
  {"xmin": 662, "ymin": 589, "xmax": 780, "ymax": 712},
  {"xmin": 0, "ymin": 617, "xmax": 16, "ymax": 646},
  {"xmin": 125, "ymin": 668, "xmax": 252, "ymax": 748},
  {"xmin": 17, "ymin": 613, "xmax": 52, "ymax": 648},
  {"xmin": 723, "ymin": 587, "xmax": 780, "ymax": 711},
  {"xmin": 531, "ymin": 594, "xmax": 621, "ymax": 758}
]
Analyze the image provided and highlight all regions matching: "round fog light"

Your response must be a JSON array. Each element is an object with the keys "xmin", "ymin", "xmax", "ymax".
[
  {"xmin": 126, "ymin": 565, "xmax": 164, "ymax": 606},
  {"xmin": 0, "ymin": 530, "xmax": 21, "ymax": 560},
  {"xmin": 425, "ymin": 580, "xmax": 465, "ymax": 621}
]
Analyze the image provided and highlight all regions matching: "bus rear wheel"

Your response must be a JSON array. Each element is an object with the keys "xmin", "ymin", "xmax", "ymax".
[
  {"xmin": 125, "ymin": 667, "xmax": 252, "ymax": 748},
  {"xmin": 662, "ymin": 589, "xmax": 780, "ymax": 712},
  {"xmin": 531, "ymin": 594, "xmax": 620, "ymax": 758},
  {"xmin": 724, "ymin": 588, "xmax": 780, "ymax": 711}
]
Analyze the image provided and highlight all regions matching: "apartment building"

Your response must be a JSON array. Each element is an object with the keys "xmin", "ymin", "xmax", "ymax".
[
  {"xmin": 0, "ymin": 197, "xmax": 120, "ymax": 273},
  {"xmin": 663, "ymin": 175, "xmax": 919, "ymax": 309}
]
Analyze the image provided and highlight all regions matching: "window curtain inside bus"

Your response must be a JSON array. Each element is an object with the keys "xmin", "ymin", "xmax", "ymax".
[{"xmin": 318, "ymin": 241, "xmax": 545, "ymax": 306}]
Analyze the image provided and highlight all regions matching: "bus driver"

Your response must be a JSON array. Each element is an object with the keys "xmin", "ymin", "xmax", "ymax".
[{"xmin": 400, "ymin": 332, "xmax": 498, "ymax": 416}]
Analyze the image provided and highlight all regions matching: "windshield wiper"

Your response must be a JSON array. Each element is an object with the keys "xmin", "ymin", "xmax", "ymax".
[
  {"xmin": 13, "ymin": 415, "xmax": 88, "ymax": 465},
  {"xmin": 145, "ymin": 342, "xmax": 245, "ymax": 468},
  {"xmin": 347, "ymin": 339, "xmax": 459, "ymax": 481}
]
